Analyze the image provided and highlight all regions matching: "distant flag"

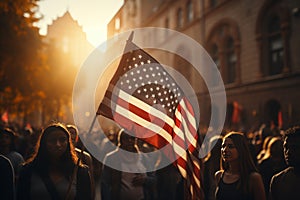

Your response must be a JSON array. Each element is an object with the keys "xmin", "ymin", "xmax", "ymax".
[
  {"xmin": 231, "ymin": 101, "xmax": 240, "ymax": 124},
  {"xmin": 1, "ymin": 111, "xmax": 8, "ymax": 124},
  {"xmin": 278, "ymin": 111, "xmax": 283, "ymax": 128},
  {"xmin": 97, "ymin": 33, "xmax": 203, "ymax": 199}
]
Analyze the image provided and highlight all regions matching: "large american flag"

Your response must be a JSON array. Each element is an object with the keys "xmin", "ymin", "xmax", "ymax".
[{"xmin": 97, "ymin": 35, "xmax": 202, "ymax": 199}]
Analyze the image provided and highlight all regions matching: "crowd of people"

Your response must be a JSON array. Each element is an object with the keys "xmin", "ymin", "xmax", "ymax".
[{"xmin": 0, "ymin": 120, "xmax": 299, "ymax": 200}]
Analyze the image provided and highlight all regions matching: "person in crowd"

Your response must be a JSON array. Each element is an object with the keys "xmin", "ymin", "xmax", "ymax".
[
  {"xmin": 269, "ymin": 126, "xmax": 300, "ymax": 200},
  {"xmin": 66, "ymin": 124, "xmax": 94, "ymax": 172},
  {"xmin": 257, "ymin": 136, "xmax": 287, "ymax": 197},
  {"xmin": 203, "ymin": 135, "xmax": 223, "ymax": 200},
  {"xmin": 98, "ymin": 129, "xmax": 120, "ymax": 168},
  {"xmin": 17, "ymin": 122, "xmax": 92, "ymax": 200},
  {"xmin": 101, "ymin": 129, "xmax": 155, "ymax": 200},
  {"xmin": 256, "ymin": 136, "xmax": 273, "ymax": 163},
  {"xmin": 0, "ymin": 127, "xmax": 25, "ymax": 180},
  {"xmin": 66, "ymin": 124, "xmax": 95, "ymax": 199},
  {"xmin": 0, "ymin": 154, "xmax": 15, "ymax": 200},
  {"xmin": 215, "ymin": 132, "xmax": 266, "ymax": 200}
]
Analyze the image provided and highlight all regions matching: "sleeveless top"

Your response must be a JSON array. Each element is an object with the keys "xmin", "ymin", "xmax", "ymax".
[{"xmin": 216, "ymin": 173, "xmax": 253, "ymax": 200}]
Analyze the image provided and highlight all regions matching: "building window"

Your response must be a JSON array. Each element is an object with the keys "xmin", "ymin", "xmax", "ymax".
[
  {"xmin": 165, "ymin": 18, "xmax": 169, "ymax": 38},
  {"xmin": 115, "ymin": 18, "xmax": 120, "ymax": 30},
  {"xmin": 186, "ymin": 1, "xmax": 193, "ymax": 23},
  {"xmin": 225, "ymin": 37, "xmax": 236, "ymax": 83},
  {"xmin": 256, "ymin": 1, "xmax": 291, "ymax": 77},
  {"xmin": 62, "ymin": 37, "xmax": 69, "ymax": 53},
  {"xmin": 210, "ymin": 0, "xmax": 218, "ymax": 8},
  {"xmin": 268, "ymin": 16, "xmax": 284, "ymax": 75},
  {"xmin": 177, "ymin": 8, "xmax": 183, "ymax": 29},
  {"xmin": 211, "ymin": 44, "xmax": 220, "ymax": 86},
  {"xmin": 207, "ymin": 20, "xmax": 240, "ymax": 85}
]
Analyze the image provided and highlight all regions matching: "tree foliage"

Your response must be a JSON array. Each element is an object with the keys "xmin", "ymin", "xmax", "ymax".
[{"xmin": 0, "ymin": 0, "xmax": 46, "ymax": 125}]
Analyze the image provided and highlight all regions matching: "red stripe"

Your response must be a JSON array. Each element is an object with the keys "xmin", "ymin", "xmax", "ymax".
[
  {"xmin": 176, "ymin": 102, "xmax": 198, "ymax": 153},
  {"xmin": 102, "ymin": 89, "xmax": 202, "ymax": 198},
  {"xmin": 176, "ymin": 156, "xmax": 187, "ymax": 171},
  {"xmin": 111, "ymin": 91, "xmax": 175, "ymax": 135}
]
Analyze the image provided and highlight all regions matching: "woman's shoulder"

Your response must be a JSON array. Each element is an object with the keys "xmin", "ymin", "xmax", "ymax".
[
  {"xmin": 249, "ymin": 171, "xmax": 262, "ymax": 179},
  {"xmin": 249, "ymin": 171, "xmax": 263, "ymax": 184},
  {"xmin": 18, "ymin": 163, "xmax": 35, "ymax": 179}
]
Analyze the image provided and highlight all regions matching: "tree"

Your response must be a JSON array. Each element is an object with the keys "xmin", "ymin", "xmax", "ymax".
[{"xmin": 0, "ymin": 0, "xmax": 46, "ymax": 126}]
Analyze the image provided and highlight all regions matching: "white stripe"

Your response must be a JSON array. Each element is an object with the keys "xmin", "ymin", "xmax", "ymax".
[
  {"xmin": 103, "ymin": 96, "xmax": 173, "ymax": 143},
  {"xmin": 179, "ymin": 99, "xmax": 197, "ymax": 131},
  {"xmin": 174, "ymin": 108, "xmax": 198, "ymax": 149},
  {"xmin": 177, "ymin": 164, "xmax": 187, "ymax": 179},
  {"xmin": 173, "ymin": 125, "xmax": 185, "ymax": 141},
  {"xmin": 174, "ymin": 109, "xmax": 197, "ymax": 148},
  {"xmin": 108, "ymin": 84, "xmax": 175, "ymax": 127},
  {"xmin": 178, "ymin": 101, "xmax": 198, "ymax": 146},
  {"xmin": 172, "ymin": 142, "xmax": 187, "ymax": 159},
  {"xmin": 193, "ymin": 172, "xmax": 201, "ymax": 188},
  {"xmin": 190, "ymin": 185, "xmax": 194, "ymax": 197},
  {"xmin": 189, "ymin": 152, "xmax": 200, "ymax": 170}
]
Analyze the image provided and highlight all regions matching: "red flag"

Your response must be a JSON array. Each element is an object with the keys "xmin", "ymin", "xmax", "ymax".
[
  {"xmin": 231, "ymin": 101, "xmax": 240, "ymax": 124},
  {"xmin": 97, "ymin": 34, "xmax": 202, "ymax": 199},
  {"xmin": 1, "ymin": 111, "xmax": 8, "ymax": 123}
]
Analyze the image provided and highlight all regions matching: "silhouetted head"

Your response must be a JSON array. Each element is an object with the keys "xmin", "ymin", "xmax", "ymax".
[
  {"xmin": 0, "ymin": 127, "xmax": 16, "ymax": 152},
  {"xmin": 66, "ymin": 124, "xmax": 79, "ymax": 145},
  {"xmin": 28, "ymin": 122, "xmax": 78, "ymax": 174},
  {"xmin": 118, "ymin": 129, "xmax": 137, "ymax": 152},
  {"xmin": 283, "ymin": 126, "xmax": 300, "ymax": 167}
]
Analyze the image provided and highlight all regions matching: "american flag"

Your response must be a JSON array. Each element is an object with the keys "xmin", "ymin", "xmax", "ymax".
[{"xmin": 97, "ymin": 34, "xmax": 202, "ymax": 199}]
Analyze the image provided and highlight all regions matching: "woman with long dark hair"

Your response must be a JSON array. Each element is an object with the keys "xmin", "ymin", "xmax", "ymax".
[
  {"xmin": 215, "ymin": 132, "xmax": 266, "ymax": 200},
  {"xmin": 17, "ymin": 122, "xmax": 92, "ymax": 200}
]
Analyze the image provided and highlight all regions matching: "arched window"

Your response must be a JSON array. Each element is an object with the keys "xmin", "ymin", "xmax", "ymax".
[
  {"xmin": 207, "ymin": 19, "xmax": 240, "ymax": 85},
  {"xmin": 268, "ymin": 15, "xmax": 284, "ymax": 75},
  {"xmin": 186, "ymin": 0, "xmax": 193, "ymax": 23},
  {"xmin": 165, "ymin": 18, "xmax": 169, "ymax": 38},
  {"xmin": 177, "ymin": 8, "xmax": 183, "ymax": 29},
  {"xmin": 210, "ymin": 0, "xmax": 218, "ymax": 8},
  {"xmin": 225, "ymin": 37, "xmax": 236, "ymax": 83},
  {"xmin": 211, "ymin": 43, "xmax": 220, "ymax": 86},
  {"xmin": 256, "ymin": 1, "xmax": 290, "ymax": 77}
]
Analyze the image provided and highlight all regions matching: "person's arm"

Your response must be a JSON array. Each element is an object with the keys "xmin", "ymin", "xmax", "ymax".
[
  {"xmin": 269, "ymin": 175, "xmax": 277, "ymax": 200},
  {"xmin": 16, "ymin": 164, "xmax": 31, "ymax": 200},
  {"xmin": 100, "ymin": 164, "xmax": 112, "ymax": 200},
  {"xmin": 249, "ymin": 172, "xmax": 266, "ymax": 200},
  {"xmin": 77, "ymin": 165, "xmax": 92, "ymax": 200},
  {"xmin": 0, "ymin": 156, "xmax": 15, "ymax": 200}
]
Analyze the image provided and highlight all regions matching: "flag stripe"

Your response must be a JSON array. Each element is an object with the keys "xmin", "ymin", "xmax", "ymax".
[
  {"xmin": 108, "ymin": 83, "xmax": 175, "ymax": 130},
  {"xmin": 97, "ymin": 39, "xmax": 202, "ymax": 199}
]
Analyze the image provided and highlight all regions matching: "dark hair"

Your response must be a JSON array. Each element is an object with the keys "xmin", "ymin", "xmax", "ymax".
[
  {"xmin": 221, "ymin": 132, "xmax": 258, "ymax": 193},
  {"xmin": 284, "ymin": 126, "xmax": 300, "ymax": 140},
  {"xmin": 0, "ymin": 127, "xmax": 17, "ymax": 151},
  {"xmin": 26, "ymin": 123, "xmax": 78, "ymax": 177}
]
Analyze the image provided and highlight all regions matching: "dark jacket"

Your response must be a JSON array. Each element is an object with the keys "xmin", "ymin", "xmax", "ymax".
[{"xmin": 16, "ymin": 163, "xmax": 92, "ymax": 200}]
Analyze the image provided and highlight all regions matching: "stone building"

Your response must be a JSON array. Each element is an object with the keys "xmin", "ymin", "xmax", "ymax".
[
  {"xmin": 42, "ymin": 11, "xmax": 94, "ymax": 125},
  {"xmin": 107, "ymin": 0, "xmax": 300, "ymax": 133},
  {"xmin": 46, "ymin": 11, "xmax": 94, "ymax": 67}
]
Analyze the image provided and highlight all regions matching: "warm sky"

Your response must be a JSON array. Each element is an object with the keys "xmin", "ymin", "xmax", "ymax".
[{"xmin": 36, "ymin": 0, "xmax": 124, "ymax": 47}]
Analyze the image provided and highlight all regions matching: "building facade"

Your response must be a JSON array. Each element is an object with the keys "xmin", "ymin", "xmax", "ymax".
[
  {"xmin": 107, "ymin": 0, "xmax": 300, "ymax": 133},
  {"xmin": 42, "ymin": 11, "xmax": 94, "ymax": 125}
]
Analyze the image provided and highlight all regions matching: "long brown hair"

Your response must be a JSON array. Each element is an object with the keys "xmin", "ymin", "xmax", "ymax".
[
  {"xmin": 221, "ymin": 132, "xmax": 258, "ymax": 193},
  {"xmin": 26, "ymin": 122, "xmax": 78, "ymax": 177}
]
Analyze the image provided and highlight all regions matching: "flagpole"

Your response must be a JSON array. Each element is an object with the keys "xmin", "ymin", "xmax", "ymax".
[{"xmin": 65, "ymin": 114, "xmax": 98, "ymax": 200}]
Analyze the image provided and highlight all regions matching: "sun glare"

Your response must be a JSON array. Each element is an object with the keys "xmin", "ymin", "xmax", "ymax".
[{"xmin": 37, "ymin": 0, "xmax": 124, "ymax": 47}]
